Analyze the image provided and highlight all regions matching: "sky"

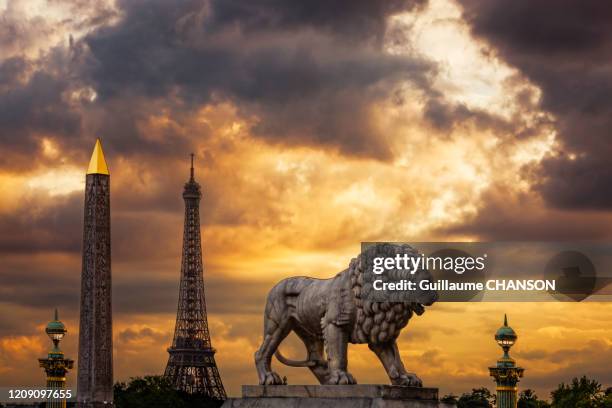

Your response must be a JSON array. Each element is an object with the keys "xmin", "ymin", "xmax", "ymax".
[{"xmin": 0, "ymin": 0, "xmax": 611, "ymax": 400}]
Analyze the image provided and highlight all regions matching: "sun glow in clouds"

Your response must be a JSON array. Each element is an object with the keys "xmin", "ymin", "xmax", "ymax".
[
  {"xmin": 387, "ymin": 0, "xmax": 526, "ymax": 116},
  {"xmin": 26, "ymin": 167, "xmax": 83, "ymax": 196},
  {"xmin": 373, "ymin": 0, "xmax": 558, "ymax": 239}
]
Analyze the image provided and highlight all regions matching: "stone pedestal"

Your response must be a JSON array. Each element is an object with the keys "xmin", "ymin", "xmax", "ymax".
[{"xmin": 222, "ymin": 385, "xmax": 455, "ymax": 408}]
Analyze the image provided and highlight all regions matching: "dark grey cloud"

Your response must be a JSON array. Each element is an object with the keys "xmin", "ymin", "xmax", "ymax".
[
  {"xmin": 0, "ymin": 0, "xmax": 519, "ymax": 168},
  {"xmin": 0, "ymin": 279, "xmax": 79, "ymax": 311},
  {"xmin": 206, "ymin": 0, "xmax": 427, "ymax": 41},
  {"xmin": 422, "ymin": 95, "xmax": 516, "ymax": 134},
  {"xmin": 460, "ymin": 1, "xmax": 612, "ymax": 57},
  {"xmin": 114, "ymin": 274, "xmax": 270, "ymax": 316},
  {"xmin": 0, "ymin": 192, "xmax": 82, "ymax": 254},
  {"xmin": 0, "ymin": 2, "xmax": 118, "ymax": 170},
  {"xmin": 0, "ymin": 55, "xmax": 82, "ymax": 169},
  {"xmin": 77, "ymin": 0, "xmax": 432, "ymax": 159},
  {"xmin": 0, "ymin": 246, "xmax": 267, "ymax": 320},
  {"xmin": 0, "ymin": 57, "xmax": 28, "ymax": 90},
  {"xmin": 439, "ymin": 189, "xmax": 612, "ymax": 241},
  {"xmin": 0, "ymin": 303, "xmax": 49, "ymax": 336},
  {"xmin": 0, "ymin": 253, "xmax": 81, "ymax": 326},
  {"xmin": 459, "ymin": 0, "xmax": 612, "ymax": 209},
  {"xmin": 0, "ymin": 155, "xmax": 261, "ymax": 258}
]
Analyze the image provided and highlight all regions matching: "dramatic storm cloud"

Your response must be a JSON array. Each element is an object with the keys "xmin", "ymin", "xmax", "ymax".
[
  {"xmin": 459, "ymin": 0, "xmax": 612, "ymax": 209},
  {"xmin": 79, "ymin": 0, "xmax": 433, "ymax": 159},
  {"xmin": 0, "ymin": 0, "xmax": 611, "ymax": 398}
]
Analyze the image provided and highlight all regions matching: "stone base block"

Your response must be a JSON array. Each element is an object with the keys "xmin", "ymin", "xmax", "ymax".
[{"xmin": 222, "ymin": 385, "xmax": 455, "ymax": 408}]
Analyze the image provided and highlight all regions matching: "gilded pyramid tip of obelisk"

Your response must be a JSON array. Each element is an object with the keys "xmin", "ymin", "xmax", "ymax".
[{"xmin": 87, "ymin": 138, "xmax": 110, "ymax": 175}]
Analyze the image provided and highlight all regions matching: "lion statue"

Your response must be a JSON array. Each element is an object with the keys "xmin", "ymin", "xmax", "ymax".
[{"xmin": 255, "ymin": 243, "xmax": 438, "ymax": 387}]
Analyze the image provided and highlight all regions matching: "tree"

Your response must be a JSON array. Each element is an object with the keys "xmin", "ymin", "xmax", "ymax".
[
  {"xmin": 114, "ymin": 376, "xmax": 185, "ymax": 408},
  {"xmin": 518, "ymin": 389, "xmax": 550, "ymax": 408},
  {"xmin": 457, "ymin": 387, "xmax": 495, "ymax": 408},
  {"xmin": 604, "ymin": 387, "xmax": 612, "ymax": 408},
  {"xmin": 114, "ymin": 375, "xmax": 223, "ymax": 408},
  {"xmin": 441, "ymin": 394, "xmax": 459, "ymax": 404},
  {"xmin": 550, "ymin": 376, "xmax": 611, "ymax": 408}
]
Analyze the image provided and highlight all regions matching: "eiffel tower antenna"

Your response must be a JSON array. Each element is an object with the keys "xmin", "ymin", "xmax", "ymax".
[
  {"xmin": 164, "ymin": 154, "xmax": 226, "ymax": 400},
  {"xmin": 190, "ymin": 153, "xmax": 194, "ymax": 181}
]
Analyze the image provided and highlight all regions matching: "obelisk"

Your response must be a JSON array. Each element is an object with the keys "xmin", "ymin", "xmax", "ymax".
[{"xmin": 77, "ymin": 139, "xmax": 113, "ymax": 407}]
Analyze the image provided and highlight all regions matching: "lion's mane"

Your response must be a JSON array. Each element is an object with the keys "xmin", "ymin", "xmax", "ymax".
[{"xmin": 348, "ymin": 248, "xmax": 416, "ymax": 345}]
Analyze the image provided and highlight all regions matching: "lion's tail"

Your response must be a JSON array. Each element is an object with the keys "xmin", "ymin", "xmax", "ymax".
[{"xmin": 274, "ymin": 350, "xmax": 316, "ymax": 367}]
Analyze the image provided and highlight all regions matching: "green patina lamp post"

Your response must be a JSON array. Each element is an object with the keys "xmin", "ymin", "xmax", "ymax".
[
  {"xmin": 489, "ymin": 314, "xmax": 524, "ymax": 408},
  {"xmin": 39, "ymin": 309, "xmax": 74, "ymax": 408}
]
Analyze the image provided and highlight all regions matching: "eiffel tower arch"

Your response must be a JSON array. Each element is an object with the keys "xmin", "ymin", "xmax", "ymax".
[{"xmin": 164, "ymin": 154, "xmax": 226, "ymax": 400}]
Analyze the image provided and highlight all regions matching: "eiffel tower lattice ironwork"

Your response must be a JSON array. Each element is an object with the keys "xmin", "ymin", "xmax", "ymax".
[{"xmin": 164, "ymin": 154, "xmax": 226, "ymax": 400}]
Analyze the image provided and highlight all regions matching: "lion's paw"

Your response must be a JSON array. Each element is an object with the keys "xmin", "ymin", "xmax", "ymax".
[
  {"xmin": 327, "ymin": 370, "xmax": 357, "ymax": 385},
  {"xmin": 260, "ymin": 371, "xmax": 284, "ymax": 385},
  {"xmin": 393, "ymin": 373, "xmax": 422, "ymax": 387}
]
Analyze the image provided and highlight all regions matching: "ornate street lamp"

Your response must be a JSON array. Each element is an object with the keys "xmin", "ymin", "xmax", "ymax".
[
  {"xmin": 39, "ymin": 309, "xmax": 74, "ymax": 408},
  {"xmin": 489, "ymin": 314, "xmax": 524, "ymax": 408}
]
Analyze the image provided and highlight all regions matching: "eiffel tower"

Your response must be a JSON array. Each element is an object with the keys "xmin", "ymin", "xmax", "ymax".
[{"xmin": 164, "ymin": 154, "xmax": 226, "ymax": 400}]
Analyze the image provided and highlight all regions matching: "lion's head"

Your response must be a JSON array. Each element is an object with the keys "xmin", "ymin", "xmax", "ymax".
[{"xmin": 349, "ymin": 243, "xmax": 437, "ymax": 345}]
